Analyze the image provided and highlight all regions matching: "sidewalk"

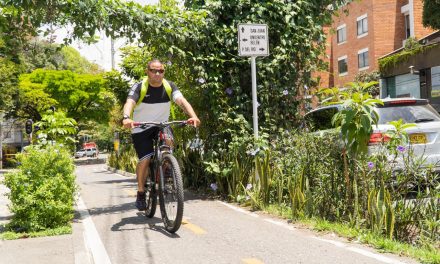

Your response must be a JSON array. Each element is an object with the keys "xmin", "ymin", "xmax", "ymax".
[{"xmin": 0, "ymin": 170, "xmax": 90, "ymax": 264}]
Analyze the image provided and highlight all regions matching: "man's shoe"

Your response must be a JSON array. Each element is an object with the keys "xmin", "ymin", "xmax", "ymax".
[{"xmin": 135, "ymin": 191, "xmax": 147, "ymax": 211}]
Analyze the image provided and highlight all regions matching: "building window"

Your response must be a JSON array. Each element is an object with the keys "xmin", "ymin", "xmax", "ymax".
[
  {"xmin": 338, "ymin": 56, "xmax": 348, "ymax": 75},
  {"xmin": 404, "ymin": 14, "xmax": 411, "ymax": 39},
  {"xmin": 395, "ymin": 73, "xmax": 420, "ymax": 98},
  {"xmin": 357, "ymin": 15, "xmax": 368, "ymax": 37},
  {"xmin": 431, "ymin": 66, "xmax": 440, "ymax": 99},
  {"xmin": 337, "ymin": 24, "xmax": 346, "ymax": 44},
  {"xmin": 358, "ymin": 48, "xmax": 369, "ymax": 69},
  {"xmin": 3, "ymin": 131, "xmax": 11, "ymax": 139}
]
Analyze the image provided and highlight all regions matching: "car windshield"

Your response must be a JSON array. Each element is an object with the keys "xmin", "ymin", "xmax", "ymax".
[
  {"xmin": 305, "ymin": 107, "xmax": 339, "ymax": 131},
  {"xmin": 376, "ymin": 104, "xmax": 440, "ymax": 124}
]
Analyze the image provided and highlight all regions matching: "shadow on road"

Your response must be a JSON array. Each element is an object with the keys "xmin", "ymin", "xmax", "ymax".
[
  {"xmin": 79, "ymin": 202, "xmax": 135, "ymax": 217},
  {"xmin": 111, "ymin": 212, "xmax": 180, "ymax": 238}
]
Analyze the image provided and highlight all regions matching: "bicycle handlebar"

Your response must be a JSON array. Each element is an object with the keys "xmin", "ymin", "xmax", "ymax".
[{"xmin": 133, "ymin": 120, "xmax": 188, "ymax": 129}]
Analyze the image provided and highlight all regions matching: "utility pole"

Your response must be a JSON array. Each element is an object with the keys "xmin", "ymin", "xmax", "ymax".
[{"xmin": 110, "ymin": 37, "xmax": 115, "ymax": 70}]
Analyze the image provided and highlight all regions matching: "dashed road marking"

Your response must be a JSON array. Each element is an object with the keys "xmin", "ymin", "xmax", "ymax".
[
  {"xmin": 124, "ymin": 189, "xmax": 137, "ymax": 197},
  {"xmin": 182, "ymin": 219, "xmax": 207, "ymax": 235},
  {"xmin": 242, "ymin": 258, "xmax": 264, "ymax": 264}
]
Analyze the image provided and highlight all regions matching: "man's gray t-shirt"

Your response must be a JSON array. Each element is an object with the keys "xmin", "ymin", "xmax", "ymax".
[{"xmin": 128, "ymin": 80, "xmax": 183, "ymax": 134}]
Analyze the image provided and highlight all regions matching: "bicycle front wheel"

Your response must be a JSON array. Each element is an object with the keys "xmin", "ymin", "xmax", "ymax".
[
  {"xmin": 158, "ymin": 153, "xmax": 184, "ymax": 233},
  {"xmin": 145, "ymin": 165, "xmax": 157, "ymax": 218}
]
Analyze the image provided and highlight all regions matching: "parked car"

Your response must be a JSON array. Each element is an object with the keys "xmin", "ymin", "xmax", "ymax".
[
  {"xmin": 85, "ymin": 148, "xmax": 98, "ymax": 157},
  {"xmin": 74, "ymin": 149, "xmax": 86, "ymax": 159},
  {"xmin": 304, "ymin": 97, "xmax": 440, "ymax": 171}
]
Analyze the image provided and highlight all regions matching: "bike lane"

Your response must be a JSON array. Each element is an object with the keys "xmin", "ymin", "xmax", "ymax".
[{"xmin": 74, "ymin": 164, "xmax": 420, "ymax": 264}]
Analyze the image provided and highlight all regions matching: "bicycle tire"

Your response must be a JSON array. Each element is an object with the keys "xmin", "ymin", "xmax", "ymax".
[
  {"xmin": 145, "ymin": 165, "xmax": 157, "ymax": 218},
  {"xmin": 158, "ymin": 153, "xmax": 184, "ymax": 233}
]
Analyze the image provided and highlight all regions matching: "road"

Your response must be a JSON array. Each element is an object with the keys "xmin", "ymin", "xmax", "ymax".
[{"xmin": 74, "ymin": 163, "xmax": 418, "ymax": 264}]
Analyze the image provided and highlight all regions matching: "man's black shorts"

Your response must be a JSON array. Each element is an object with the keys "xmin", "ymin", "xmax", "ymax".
[
  {"xmin": 131, "ymin": 127, "xmax": 174, "ymax": 161},
  {"xmin": 131, "ymin": 127, "xmax": 159, "ymax": 161}
]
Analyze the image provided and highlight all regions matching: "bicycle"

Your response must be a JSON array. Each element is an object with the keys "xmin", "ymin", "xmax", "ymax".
[{"xmin": 133, "ymin": 120, "xmax": 188, "ymax": 233}]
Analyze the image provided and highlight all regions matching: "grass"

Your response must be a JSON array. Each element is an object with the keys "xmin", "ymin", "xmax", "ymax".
[
  {"xmin": 0, "ymin": 224, "xmax": 72, "ymax": 240},
  {"xmin": 263, "ymin": 204, "xmax": 440, "ymax": 264}
]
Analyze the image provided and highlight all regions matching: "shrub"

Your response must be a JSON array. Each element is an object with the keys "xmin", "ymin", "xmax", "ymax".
[
  {"xmin": 107, "ymin": 144, "xmax": 137, "ymax": 173},
  {"xmin": 3, "ymin": 145, "xmax": 77, "ymax": 232}
]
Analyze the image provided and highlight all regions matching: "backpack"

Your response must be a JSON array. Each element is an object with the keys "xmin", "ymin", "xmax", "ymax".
[{"xmin": 136, "ymin": 77, "xmax": 176, "ymax": 119}]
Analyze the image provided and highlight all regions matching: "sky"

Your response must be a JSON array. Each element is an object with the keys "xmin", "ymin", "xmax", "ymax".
[{"xmin": 50, "ymin": 0, "xmax": 159, "ymax": 72}]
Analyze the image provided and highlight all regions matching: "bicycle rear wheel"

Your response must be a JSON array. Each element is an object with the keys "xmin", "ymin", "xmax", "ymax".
[
  {"xmin": 158, "ymin": 153, "xmax": 184, "ymax": 233},
  {"xmin": 145, "ymin": 165, "xmax": 157, "ymax": 218}
]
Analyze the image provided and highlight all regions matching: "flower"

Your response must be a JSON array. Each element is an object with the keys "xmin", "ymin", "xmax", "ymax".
[
  {"xmin": 397, "ymin": 145, "xmax": 406, "ymax": 152},
  {"xmin": 304, "ymin": 84, "xmax": 309, "ymax": 90},
  {"xmin": 166, "ymin": 61, "xmax": 172, "ymax": 66},
  {"xmin": 246, "ymin": 183, "xmax": 252, "ymax": 190},
  {"xmin": 197, "ymin": 78, "xmax": 205, "ymax": 84},
  {"xmin": 248, "ymin": 148, "xmax": 260, "ymax": 156},
  {"xmin": 282, "ymin": 90, "xmax": 289, "ymax": 96},
  {"xmin": 225, "ymin": 87, "xmax": 233, "ymax": 96},
  {"xmin": 367, "ymin": 161, "xmax": 374, "ymax": 169},
  {"xmin": 210, "ymin": 183, "xmax": 218, "ymax": 191}
]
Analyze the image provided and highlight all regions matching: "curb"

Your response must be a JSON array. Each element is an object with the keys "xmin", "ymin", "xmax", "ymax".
[
  {"xmin": 0, "ymin": 169, "xmax": 16, "ymax": 174},
  {"xmin": 106, "ymin": 166, "xmax": 136, "ymax": 178}
]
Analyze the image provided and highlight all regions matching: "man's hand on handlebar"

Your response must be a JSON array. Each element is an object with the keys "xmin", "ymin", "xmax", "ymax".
[
  {"xmin": 122, "ymin": 118, "xmax": 134, "ymax": 129},
  {"xmin": 187, "ymin": 117, "xmax": 200, "ymax": 127}
]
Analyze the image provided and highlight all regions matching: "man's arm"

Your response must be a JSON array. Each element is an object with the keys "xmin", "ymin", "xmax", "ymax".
[
  {"xmin": 175, "ymin": 97, "xmax": 200, "ymax": 127},
  {"xmin": 122, "ymin": 99, "xmax": 136, "ymax": 128}
]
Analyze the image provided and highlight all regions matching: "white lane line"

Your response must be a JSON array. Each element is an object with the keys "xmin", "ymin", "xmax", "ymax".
[
  {"xmin": 264, "ymin": 219, "xmax": 295, "ymax": 231},
  {"xmin": 76, "ymin": 196, "xmax": 112, "ymax": 264},
  {"xmin": 217, "ymin": 201, "xmax": 259, "ymax": 218},
  {"xmin": 312, "ymin": 237, "xmax": 406, "ymax": 264},
  {"xmin": 219, "ymin": 201, "xmax": 407, "ymax": 264}
]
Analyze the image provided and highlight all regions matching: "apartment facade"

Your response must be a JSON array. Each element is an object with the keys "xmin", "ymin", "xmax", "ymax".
[
  {"xmin": 318, "ymin": 0, "xmax": 436, "ymax": 89},
  {"xmin": 0, "ymin": 118, "xmax": 29, "ymax": 167}
]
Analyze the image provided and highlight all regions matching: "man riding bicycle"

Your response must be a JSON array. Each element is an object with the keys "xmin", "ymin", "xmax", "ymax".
[{"xmin": 122, "ymin": 59, "xmax": 200, "ymax": 211}]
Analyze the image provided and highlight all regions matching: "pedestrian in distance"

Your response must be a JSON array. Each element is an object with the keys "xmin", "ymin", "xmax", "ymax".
[{"xmin": 122, "ymin": 59, "xmax": 200, "ymax": 211}]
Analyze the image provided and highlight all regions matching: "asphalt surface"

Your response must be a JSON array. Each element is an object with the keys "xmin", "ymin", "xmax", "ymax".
[{"xmin": 0, "ymin": 163, "xmax": 422, "ymax": 264}]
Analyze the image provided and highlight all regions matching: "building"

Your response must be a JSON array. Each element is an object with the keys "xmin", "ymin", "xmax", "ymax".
[
  {"xmin": 318, "ymin": 0, "xmax": 436, "ymax": 89},
  {"xmin": 379, "ymin": 31, "xmax": 440, "ymax": 111},
  {"xmin": 0, "ymin": 118, "xmax": 29, "ymax": 168}
]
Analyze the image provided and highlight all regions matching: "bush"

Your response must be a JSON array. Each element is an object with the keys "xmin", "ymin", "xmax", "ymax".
[
  {"xmin": 3, "ymin": 146, "xmax": 77, "ymax": 232},
  {"xmin": 107, "ymin": 144, "xmax": 137, "ymax": 173}
]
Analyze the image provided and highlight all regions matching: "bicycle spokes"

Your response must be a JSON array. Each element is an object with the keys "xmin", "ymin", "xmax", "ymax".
[{"xmin": 162, "ymin": 162, "xmax": 178, "ymax": 221}]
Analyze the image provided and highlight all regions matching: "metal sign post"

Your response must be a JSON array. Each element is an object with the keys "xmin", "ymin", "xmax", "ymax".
[
  {"xmin": 251, "ymin": 56, "xmax": 258, "ymax": 139},
  {"xmin": 238, "ymin": 23, "xmax": 269, "ymax": 139}
]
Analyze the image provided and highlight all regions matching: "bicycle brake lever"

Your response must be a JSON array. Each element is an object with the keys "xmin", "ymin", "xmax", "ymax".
[{"xmin": 178, "ymin": 121, "xmax": 187, "ymax": 128}]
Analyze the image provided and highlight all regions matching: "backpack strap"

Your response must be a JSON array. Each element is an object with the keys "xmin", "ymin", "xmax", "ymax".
[{"xmin": 136, "ymin": 77, "xmax": 175, "ymax": 120}]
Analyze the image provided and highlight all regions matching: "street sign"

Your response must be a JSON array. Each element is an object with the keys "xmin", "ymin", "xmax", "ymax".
[{"xmin": 238, "ymin": 24, "xmax": 269, "ymax": 57}]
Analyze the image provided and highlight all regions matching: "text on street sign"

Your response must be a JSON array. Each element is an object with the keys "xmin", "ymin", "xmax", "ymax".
[{"xmin": 238, "ymin": 24, "xmax": 269, "ymax": 57}]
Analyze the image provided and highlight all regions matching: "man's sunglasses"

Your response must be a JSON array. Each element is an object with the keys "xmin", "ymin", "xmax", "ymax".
[{"xmin": 149, "ymin": 69, "xmax": 165, "ymax": 74}]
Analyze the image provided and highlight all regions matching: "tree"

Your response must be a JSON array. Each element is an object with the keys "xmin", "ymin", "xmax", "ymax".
[
  {"xmin": 103, "ymin": 70, "xmax": 130, "ymax": 106},
  {"xmin": 60, "ymin": 46, "xmax": 102, "ymax": 74},
  {"xmin": 423, "ymin": 0, "xmax": 440, "ymax": 30},
  {"xmin": 1, "ymin": 0, "xmax": 205, "ymax": 60},
  {"xmin": 0, "ymin": 57, "xmax": 19, "ymax": 115},
  {"xmin": 34, "ymin": 110, "xmax": 78, "ymax": 149},
  {"xmin": 18, "ymin": 69, "xmax": 116, "ymax": 123},
  {"xmin": 18, "ymin": 39, "xmax": 102, "ymax": 74}
]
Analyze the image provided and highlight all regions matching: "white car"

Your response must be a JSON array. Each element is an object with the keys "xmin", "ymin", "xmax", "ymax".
[
  {"xmin": 85, "ymin": 148, "xmax": 98, "ymax": 157},
  {"xmin": 305, "ymin": 98, "xmax": 440, "ymax": 171},
  {"xmin": 74, "ymin": 149, "xmax": 86, "ymax": 159}
]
